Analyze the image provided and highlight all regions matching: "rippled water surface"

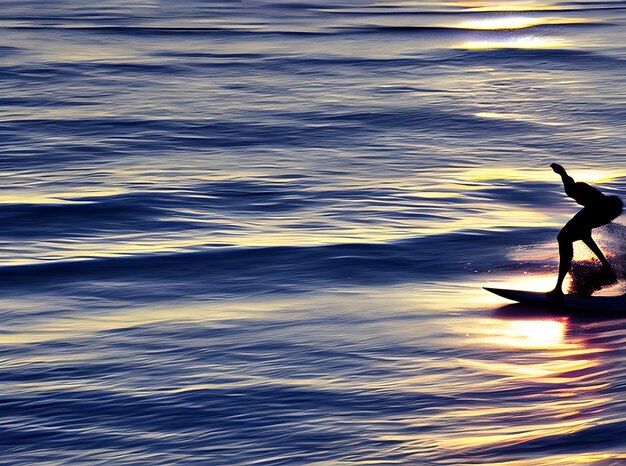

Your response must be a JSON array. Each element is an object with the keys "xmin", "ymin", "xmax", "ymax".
[{"xmin": 2, "ymin": 1, "xmax": 626, "ymax": 465}]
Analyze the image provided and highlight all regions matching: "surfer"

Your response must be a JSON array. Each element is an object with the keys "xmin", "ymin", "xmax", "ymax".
[{"xmin": 548, "ymin": 163, "xmax": 623, "ymax": 297}]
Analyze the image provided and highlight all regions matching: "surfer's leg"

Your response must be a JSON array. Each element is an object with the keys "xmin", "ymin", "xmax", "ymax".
[
  {"xmin": 550, "ymin": 206, "xmax": 614, "ymax": 295},
  {"xmin": 550, "ymin": 211, "xmax": 591, "ymax": 295},
  {"xmin": 550, "ymin": 228, "xmax": 575, "ymax": 296}
]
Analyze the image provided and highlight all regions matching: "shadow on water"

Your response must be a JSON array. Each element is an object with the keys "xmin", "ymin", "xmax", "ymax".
[{"xmin": 493, "ymin": 302, "xmax": 626, "ymax": 322}]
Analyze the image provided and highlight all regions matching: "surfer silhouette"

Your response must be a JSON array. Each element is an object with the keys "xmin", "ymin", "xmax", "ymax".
[{"xmin": 548, "ymin": 163, "xmax": 623, "ymax": 297}]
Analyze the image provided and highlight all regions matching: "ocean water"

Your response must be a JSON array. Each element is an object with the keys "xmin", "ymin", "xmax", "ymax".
[{"xmin": 2, "ymin": 0, "xmax": 626, "ymax": 464}]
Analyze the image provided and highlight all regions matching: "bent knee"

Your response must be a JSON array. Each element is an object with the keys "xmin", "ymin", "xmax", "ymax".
[{"xmin": 558, "ymin": 225, "xmax": 588, "ymax": 243}]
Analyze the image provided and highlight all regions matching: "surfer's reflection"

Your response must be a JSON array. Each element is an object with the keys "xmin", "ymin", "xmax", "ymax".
[{"xmin": 548, "ymin": 163, "xmax": 623, "ymax": 297}]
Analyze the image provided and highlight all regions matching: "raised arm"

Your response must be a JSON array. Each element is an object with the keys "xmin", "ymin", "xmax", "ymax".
[
  {"xmin": 550, "ymin": 163, "xmax": 604, "ymax": 207},
  {"xmin": 550, "ymin": 163, "xmax": 576, "ymax": 194}
]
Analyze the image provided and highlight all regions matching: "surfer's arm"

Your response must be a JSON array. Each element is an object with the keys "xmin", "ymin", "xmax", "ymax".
[
  {"xmin": 559, "ymin": 174, "xmax": 578, "ymax": 198},
  {"xmin": 551, "ymin": 163, "xmax": 575, "ymax": 193},
  {"xmin": 551, "ymin": 163, "xmax": 604, "ymax": 206}
]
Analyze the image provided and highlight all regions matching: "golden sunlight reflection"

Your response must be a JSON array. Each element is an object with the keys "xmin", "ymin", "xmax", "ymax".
[
  {"xmin": 461, "ymin": 167, "xmax": 619, "ymax": 184},
  {"xmin": 460, "ymin": 35, "xmax": 567, "ymax": 50},
  {"xmin": 433, "ymin": 417, "xmax": 608, "ymax": 459},
  {"xmin": 490, "ymin": 318, "xmax": 567, "ymax": 349},
  {"xmin": 459, "ymin": 16, "xmax": 590, "ymax": 31},
  {"xmin": 492, "ymin": 454, "xmax": 626, "ymax": 466},
  {"xmin": 0, "ymin": 294, "xmax": 306, "ymax": 346},
  {"xmin": 568, "ymin": 169, "xmax": 618, "ymax": 184},
  {"xmin": 434, "ymin": 295, "xmax": 613, "ymax": 459},
  {"xmin": 491, "ymin": 273, "xmax": 564, "ymax": 293},
  {"xmin": 0, "ymin": 188, "xmax": 128, "ymax": 205},
  {"xmin": 449, "ymin": 1, "xmax": 561, "ymax": 12},
  {"xmin": 475, "ymin": 112, "xmax": 566, "ymax": 126}
]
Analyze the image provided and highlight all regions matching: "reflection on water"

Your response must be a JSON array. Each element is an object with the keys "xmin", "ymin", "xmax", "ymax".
[
  {"xmin": 461, "ymin": 168, "xmax": 619, "ymax": 184},
  {"xmin": 452, "ymin": 1, "xmax": 561, "ymax": 12},
  {"xmin": 487, "ymin": 318, "xmax": 568, "ymax": 349},
  {"xmin": 461, "ymin": 35, "xmax": 568, "ymax": 50},
  {"xmin": 458, "ymin": 17, "xmax": 592, "ymax": 31},
  {"xmin": 2, "ymin": 275, "xmax": 626, "ymax": 464},
  {"xmin": 435, "ymin": 290, "xmax": 623, "ymax": 464}
]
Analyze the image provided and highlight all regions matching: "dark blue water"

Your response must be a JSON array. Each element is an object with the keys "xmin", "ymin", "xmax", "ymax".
[{"xmin": 2, "ymin": 1, "xmax": 626, "ymax": 464}]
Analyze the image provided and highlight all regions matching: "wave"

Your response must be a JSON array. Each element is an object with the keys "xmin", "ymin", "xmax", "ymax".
[
  {"xmin": 0, "ymin": 65, "xmax": 82, "ymax": 82},
  {"xmin": 0, "ymin": 117, "xmax": 365, "ymax": 157},
  {"xmin": 2, "ymin": 47, "xmax": 624, "ymax": 88},
  {"xmin": 557, "ymin": 0, "xmax": 626, "ymax": 7},
  {"xmin": 3, "ymin": 25, "xmax": 328, "ymax": 36},
  {"xmin": 317, "ymin": 107, "xmax": 545, "ymax": 134},
  {"xmin": 0, "ymin": 45, "xmax": 22, "ymax": 56},
  {"xmin": 209, "ymin": 48, "xmax": 626, "ymax": 71},
  {"xmin": 150, "ymin": 51, "xmax": 270, "ymax": 59},
  {"xmin": 453, "ymin": 419, "xmax": 626, "ymax": 462},
  {"xmin": 0, "ymin": 106, "xmax": 551, "ymax": 164},
  {"xmin": 340, "ymin": 22, "xmax": 610, "ymax": 34},
  {"xmin": 0, "ymin": 177, "xmax": 573, "ymax": 242},
  {"xmin": 0, "ymin": 180, "xmax": 584, "ymax": 273},
  {"xmin": 0, "ymin": 374, "xmax": 450, "ymax": 459},
  {"xmin": 0, "ymin": 198, "xmax": 198, "ymax": 239},
  {"xmin": 0, "ymin": 96, "xmax": 97, "ymax": 107},
  {"xmin": 3, "ymin": 21, "xmax": 611, "ymax": 37},
  {"xmin": 0, "ymin": 227, "xmax": 557, "ymax": 300},
  {"xmin": 320, "ymin": 5, "xmax": 626, "ymax": 15},
  {"xmin": 445, "ymin": 47, "xmax": 626, "ymax": 69},
  {"xmin": 0, "ymin": 180, "xmax": 321, "ymax": 239}
]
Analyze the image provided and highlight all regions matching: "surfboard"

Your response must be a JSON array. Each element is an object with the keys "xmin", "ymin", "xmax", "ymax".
[{"xmin": 484, "ymin": 287, "xmax": 626, "ymax": 313}]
